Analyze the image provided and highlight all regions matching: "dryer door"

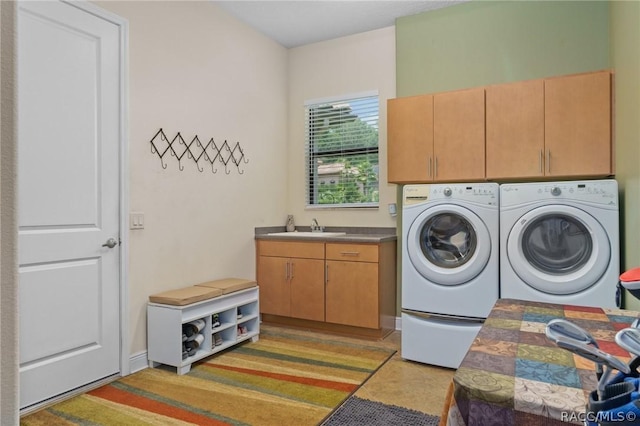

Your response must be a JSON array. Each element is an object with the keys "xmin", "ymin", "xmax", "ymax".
[
  {"xmin": 406, "ymin": 204, "xmax": 491, "ymax": 285},
  {"xmin": 506, "ymin": 205, "xmax": 610, "ymax": 294}
]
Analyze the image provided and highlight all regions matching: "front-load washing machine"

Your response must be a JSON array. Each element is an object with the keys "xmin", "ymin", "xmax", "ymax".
[
  {"xmin": 401, "ymin": 183, "xmax": 499, "ymax": 368},
  {"xmin": 500, "ymin": 179, "xmax": 619, "ymax": 308}
]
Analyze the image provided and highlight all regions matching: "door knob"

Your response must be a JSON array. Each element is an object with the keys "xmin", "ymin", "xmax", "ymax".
[{"xmin": 102, "ymin": 237, "xmax": 118, "ymax": 248}]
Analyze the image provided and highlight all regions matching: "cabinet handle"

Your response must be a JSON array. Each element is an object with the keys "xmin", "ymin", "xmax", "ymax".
[
  {"xmin": 539, "ymin": 150, "xmax": 543, "ymax": 174},
  {"xmin": 434, "ymin": 157, "xmax": 438, "ymax": 178},
  {"xmin": 285, "ymin": 262, "xmax": 289, "ymax": 280},
  {"xmin": 326, "ymin": 264, "xmax": 329, "ymax": 282},
  {"xmin": 428, "ymin": 157, "xmax": 432, "ymax": 178},
  {"xmin": 340, "ymin": 251, "xmax": 360, "ymax": 256},
  {"xmin": 290, "ymin": 262, "xmax": 294, "ymax": 279},
  {"xmin": 547, "ymin": 150, "xmax": 551, "ymax": 174}
]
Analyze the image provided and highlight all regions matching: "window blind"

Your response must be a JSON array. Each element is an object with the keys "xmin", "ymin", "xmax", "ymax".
[{"xmin": 304, "ymin": 92, "xmax": 379, "ymax": 208}]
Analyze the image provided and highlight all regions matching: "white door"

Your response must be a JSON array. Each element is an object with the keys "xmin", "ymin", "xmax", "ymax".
[{"xmin": 18, "ymin": 0, "xmax": 122, "ymax": 409}]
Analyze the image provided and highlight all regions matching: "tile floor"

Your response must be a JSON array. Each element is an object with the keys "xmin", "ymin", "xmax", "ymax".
[
  {"xmin": 354, "ymin": 330, "xmax": 455, "ymax": 417},
  {"xmin": 264, "ymin": 324, "xmax": 455, "ymax": 417}
]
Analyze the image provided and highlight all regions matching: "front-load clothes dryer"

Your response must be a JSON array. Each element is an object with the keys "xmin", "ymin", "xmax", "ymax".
[
  {"xmin": 401, "ymin": 183, "xmax": 499, "ymax": 368},
  {"xmin": 500, "ymin": 179, "xmax": 619, "ymax": 308}
]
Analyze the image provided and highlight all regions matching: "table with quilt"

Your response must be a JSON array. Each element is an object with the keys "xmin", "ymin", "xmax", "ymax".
[{"xmin": 440, "ymin": 298, "xmax": 640, "ymax": 426}]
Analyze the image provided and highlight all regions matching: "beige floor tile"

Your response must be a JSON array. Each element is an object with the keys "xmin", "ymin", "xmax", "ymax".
[{"xmin": 354, "ymin": 335, "xmax": 454, "ymax": 416}]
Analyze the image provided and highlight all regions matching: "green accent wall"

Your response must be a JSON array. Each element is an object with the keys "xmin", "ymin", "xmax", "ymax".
[
  {"xmin": 396, "ymin": 1, "xmax": 610, "ymax": 97},
  {"xmin": 611, "ymin": 1, "xmax": 640, "ymax": 310}
]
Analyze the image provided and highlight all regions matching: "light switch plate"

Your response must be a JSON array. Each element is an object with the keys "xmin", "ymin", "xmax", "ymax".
[{"xmin": 130, "ymin": 212, "xmax": 144, "ymax": 230}]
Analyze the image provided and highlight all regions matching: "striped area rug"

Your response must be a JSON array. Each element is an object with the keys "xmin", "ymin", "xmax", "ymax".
[{"xmin": 21, "ymin": 328, "xmax": 396, "ymax": 425}]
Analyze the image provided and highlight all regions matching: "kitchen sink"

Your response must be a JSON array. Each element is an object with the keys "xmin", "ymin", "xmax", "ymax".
[{"xmin": 266, "ymin": 231, "xmax": 347, "ymax": 237}]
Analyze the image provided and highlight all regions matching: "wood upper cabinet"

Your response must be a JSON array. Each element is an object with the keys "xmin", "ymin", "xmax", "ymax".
[
  {"xmin": 486, "ymin": 71, "xmax": 612, "ymax": 179},
  {"xmin": 544, "ymin": 71, "xmax": 612, "ymax": 177},
  {"xmin": 486, "ymin": 79, "xmax": 545, "ymax": 179},
  {"xmin": 387, "ymin": 88, "xmax": 485, "ymax": 183},
  {"xmin": 387, "ymin": 95, "xmax": 433, "ymax": 183},
  {"xmin": 433, "ymin": 87, "xmax": 486, "ymax": 181},
  {"xmin": 389, "ymin": 70, "xmax": 612, "ymax": 182},
  {"xmin": 256, "ymin": 241, "xmax": 325, "ymax": 322}
]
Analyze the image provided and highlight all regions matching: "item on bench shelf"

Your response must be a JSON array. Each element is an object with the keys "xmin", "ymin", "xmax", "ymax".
[
  {"xmin": 237, "ymin": 325, "xmax": 248, "ymax": 337},
  {"xmin": 183, "ymin": 319, "xmax": 205, "ymax": 339},
  {"xmin": 149, "ymin": 285, "xmax": 223, "ymax": 306},
  {"xmin": 214, "ymin": 333, "xmax": 222, "ymax": 347},
  {"xmin": 184, "ymin": 333, "xmax": 204, "ymax": 352},
  {"xmin": 212, "ymin": 313, "xmax": 220, "ymax": 328},
  {"xmin": 195, "ymin": 278, "xmax": 257, "ymax": 295}
]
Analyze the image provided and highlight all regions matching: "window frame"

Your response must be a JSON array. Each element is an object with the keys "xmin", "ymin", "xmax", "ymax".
[{"xmin": 304, "ymin": 91, "xmax": 380, "ymax": 210}]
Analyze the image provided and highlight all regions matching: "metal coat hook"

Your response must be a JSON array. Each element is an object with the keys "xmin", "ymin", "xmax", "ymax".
[
  {"xmin": 149, "ymin": 129, "xmax": 249, "ymax": 174},
  {"xmin": 150, "ymin": 128, "xmax": 171, "ymax": 169}
]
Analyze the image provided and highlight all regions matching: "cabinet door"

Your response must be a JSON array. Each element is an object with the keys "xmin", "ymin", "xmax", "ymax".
[
  {"xmin": 289, "ymin": 258, "xmax": 325, "ymax": 321},
  {"xmin": 545, "ymin": 71, "xmax": 612, "ymax": 177},
  {"xmin": 325, "ymin": 260, "xmax": 379, "ymax": 329},
  {"xmin": 486, "ymin": 79, "xmax": 545, "ymax": 179},
  {"xmin": 257, "ymin": 256, "xmax": 290, "ymax": 317},
  {"xmin": 387, "ymin": 95, "xmax": 434, "ymax": 183},
  {"xmin": 433, "ymin": 87, "xmax": 485, "ymax": 181}
]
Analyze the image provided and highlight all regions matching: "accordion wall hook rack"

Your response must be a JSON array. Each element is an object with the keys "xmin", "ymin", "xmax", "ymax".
[{"xmin": 149, "ymin": 128, "xmax": 249, "ymax": 174}]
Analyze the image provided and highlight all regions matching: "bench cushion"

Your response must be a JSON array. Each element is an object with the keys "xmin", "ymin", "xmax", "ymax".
[
  {"xmin": 195, "ymin": 278, "xmax": 257, "ymax": 294},
  {"xmin": 149, "ymin": 285, "xmax": 223, "ymax": 306}
]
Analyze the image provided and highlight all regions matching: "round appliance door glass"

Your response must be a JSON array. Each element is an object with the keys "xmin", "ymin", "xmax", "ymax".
[
  {"xmin": 407, "ymin": 205, "xmax": 491, "ymax": 286},
  {"xmin": 419, "ymin": 214, "xmax": 477, "ymax": 268},
  {"xmin": 507, "ymin": 205, "xmax": 610, "ymax": 295}
]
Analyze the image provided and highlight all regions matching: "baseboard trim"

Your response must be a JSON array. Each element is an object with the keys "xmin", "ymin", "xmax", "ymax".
[
  {"xmin": 395, "ymin": 316, "xmax": 402, "ymax": 331},
  {"xmin": 129, "ymin": 350, "xmax": 149, "ymax": 374}
]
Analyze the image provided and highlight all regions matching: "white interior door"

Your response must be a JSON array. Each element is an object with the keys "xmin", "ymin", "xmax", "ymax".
[{"xmin": 18, "ymin": 0, "xmax": 122, "ymax": 409}]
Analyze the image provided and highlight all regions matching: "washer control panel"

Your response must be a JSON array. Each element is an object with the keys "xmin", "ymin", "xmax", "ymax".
[{"xmin": 404, "ymin": 184, "xmax": 499, "ymax": 206}]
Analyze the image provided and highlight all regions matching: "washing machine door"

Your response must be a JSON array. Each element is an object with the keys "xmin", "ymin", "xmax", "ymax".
[
  {"xmin": 506, "ymin": 205, "xmax": 610, "ymax": 294},
  {"xmin": 406, "ymin": 204, "xmax": 491, "ymax": 285}
]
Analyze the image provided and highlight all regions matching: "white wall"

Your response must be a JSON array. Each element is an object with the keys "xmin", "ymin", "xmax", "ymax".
[
  {"xmin": 96, "ymin": 1, "xmax": 289, "ymax": 355},
  {"xmin": 287, "ymin": 27, "xmax": 398, "ymax": 229}
]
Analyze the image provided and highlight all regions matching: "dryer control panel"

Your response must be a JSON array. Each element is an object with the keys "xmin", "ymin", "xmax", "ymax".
[
  {"xmin": 403, "ymin": 184, "xmax": 499, "ymax": 207},
  {"xmin": 500, "ymin": 179, "xmax": 618, "ymax": 207}
]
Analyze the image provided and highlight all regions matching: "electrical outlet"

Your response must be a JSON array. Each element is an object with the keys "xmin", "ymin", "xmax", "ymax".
[{"xmin": 130, "ymin": 212, "xmax": 144, "ymax": 230}]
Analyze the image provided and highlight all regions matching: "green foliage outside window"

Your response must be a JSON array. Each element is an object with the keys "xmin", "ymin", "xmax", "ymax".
[{"xmin": 306, "ymin": 94, "xmax": 379, "ymax": 207}]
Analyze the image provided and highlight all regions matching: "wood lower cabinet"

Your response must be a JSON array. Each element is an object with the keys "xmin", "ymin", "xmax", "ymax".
[
  {"xmin": 256, "ymin": 241, "xmax": 324, "ymax": 321},
  {"xmin": 256, "ymin": 239, "xmax": 396, "ymax": 339},
  {"xmin": 325, "ymin": 243, "xmax": 380, "ymax": 329}
]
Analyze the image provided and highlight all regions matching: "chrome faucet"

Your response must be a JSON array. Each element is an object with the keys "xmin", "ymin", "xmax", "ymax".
[{"xmin": 311, "ymin": 218, "xmax": 324, "ymax": 233}]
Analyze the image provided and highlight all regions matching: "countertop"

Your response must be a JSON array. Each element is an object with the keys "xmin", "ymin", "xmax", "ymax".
[{"xmin": 254, "ymin": 226, "xmax": 397, "ymax": 243}]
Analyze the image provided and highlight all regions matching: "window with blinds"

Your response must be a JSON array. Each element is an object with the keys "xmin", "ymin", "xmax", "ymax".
[{"xmin": 304, "ymin": 92, "xmax": 379, "ymax": 208}]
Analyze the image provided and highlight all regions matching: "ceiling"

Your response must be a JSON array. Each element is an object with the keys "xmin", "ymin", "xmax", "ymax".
[{"xmin": 214, "ymin": 1, "xmax": 466, "ymax": 48}]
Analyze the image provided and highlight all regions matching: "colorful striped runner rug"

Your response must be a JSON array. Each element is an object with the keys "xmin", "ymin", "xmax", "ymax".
[{"xmin": 21, "ymin": 328, "xmax": 396, "ymax": 425}]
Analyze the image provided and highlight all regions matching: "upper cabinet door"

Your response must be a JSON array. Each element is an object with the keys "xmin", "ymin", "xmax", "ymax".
[
  {"xmin": 387, "ymin": 95, "xmax": 434, "ymax": 184},
  {"xmin": 486, "ymin": 79, "xmax": 545, "ymax": 179},
  {"xmin": 433, "ymin": 87, "xmax": 485, "ymax": 182},
  {"xmin": 544, "ymin": 71, "xmax": 612, "ymax": 177}
]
